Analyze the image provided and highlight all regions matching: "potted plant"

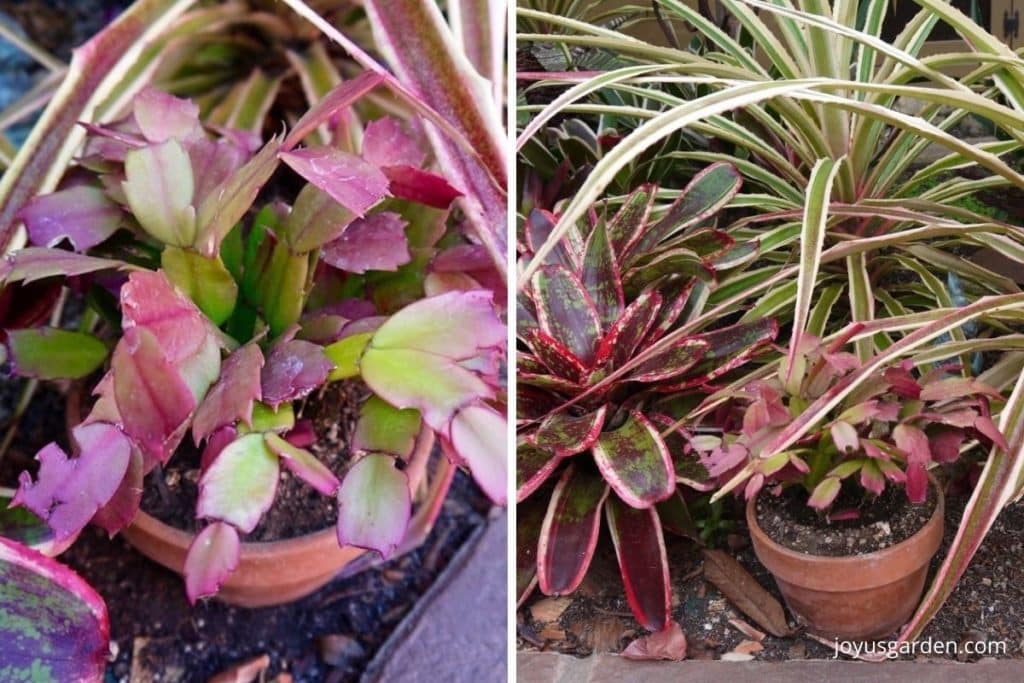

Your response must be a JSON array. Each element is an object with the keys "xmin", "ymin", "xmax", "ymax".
[
  {"xmin": 694, "ymin": 330, "xmax": 1007, "ymax": 639},
  {"xmin": 2, "ymin": 76, "xmax": 507, "ymax": 606},
  {"xmin": 516, "ymin": 163, "xmax": 778, "ymax": 632}
]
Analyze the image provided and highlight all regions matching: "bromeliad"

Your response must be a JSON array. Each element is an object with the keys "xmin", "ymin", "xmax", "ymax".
[{"xmin": 516, "ymin": 163, "xmax": 777, "ymax": 632}]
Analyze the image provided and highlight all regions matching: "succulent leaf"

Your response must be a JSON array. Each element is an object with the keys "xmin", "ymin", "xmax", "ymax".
[
  {"xmin": 537, "ymin": 463, "xmax": 609, "ymax": 595},
  {"xmin": 197, "ymin": 433, "xmax": 279, "ymax": 533},
  {"xmin": 592, "ymin": 411, "xmax": 675, "ymax": 508},
  {"xmin": 535, "ymin": 406, "xmax": 607, "ymax": 458},
  {"xmin": 336, "ymin": 453, "xmax": 411, "ymax": 559},
  {"xmin": 184, "ymin": 521, "xmax": 240, "ymax": 604},
  {"xmin": 605, "ymin": 495, "xmax": 671, "ymax": 631},
  {"xmin": 0, "ymin": 537, "xmax": 109, "ymax": 682},
  {"xmin": 19, "ymin": 185, "xmax": 121, "ymax": 252}
]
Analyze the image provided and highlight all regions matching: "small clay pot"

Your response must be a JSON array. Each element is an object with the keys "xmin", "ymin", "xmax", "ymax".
[
  {"xmin": 747, "ymin": 476, "xmax": 944, "ymax": 640},
  {"xmin": 67, "ymin": 387, "xmax": 445, "ymax": 608}
]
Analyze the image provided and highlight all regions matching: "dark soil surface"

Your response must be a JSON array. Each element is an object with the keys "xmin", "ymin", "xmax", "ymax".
[
  {"xmin": 143, "ymin": 380, "xmax": 369, "ymax": 542},
  {"xmin": 2, "ymin": 381, "xmax": 492, "ymax": 682},
  {"xmin": 755, "ymin": 483, "xmax": 937, "ymax": 556},
  {"xmin": 519, "ymin": 483, "xmax": 1024, "ymax": 662}
]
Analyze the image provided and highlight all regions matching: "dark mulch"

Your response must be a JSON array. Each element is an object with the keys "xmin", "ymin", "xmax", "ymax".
[
  {"xmin": 755, "ymin": 483, "xmax": 937, "ymax": 556},
  {"xmin": 518, "ymin": 487, "xmax": 1024, "ymax": 662},
  {"xmin": 2, "ymin": 382, "xmax": 492, "ymax": 682},
  {"xmin": 142, "ymin": 380, "xmax": 371, "ymax": 542}
]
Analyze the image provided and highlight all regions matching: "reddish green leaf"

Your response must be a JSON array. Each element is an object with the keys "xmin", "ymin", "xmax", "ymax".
[
  {"xmin": 808, "ymin": 476, "xmax": 841, "ymax": 509},
  {"xmin": 516, "ymin": 486, "xmax": 549, "ymax": 605},
  {"xmin": 623, "ymin": 248, "xmax": 714, "ymax": 293},
  {"xmin": 656, "ymin": 490, "xmax": 699, "ymax": 540},
  {"xmin": 353, "ymin": 395, "xmax": 422, "ymax": 459},
  {"xmin": 19, "ymin": 185, "xmax": 121, "ymax": 252},
  {"xmin": 632, "ymin": 162, "xmax": 742, "ymax": 258},
  {"xmin": 592, "ymin": 411, "xmax": 675, "ymax": 508},
  {"xmin": 264, "ymin": 433, "xmax": 340, "ymax": 496},
  {"xmin": 6, "ymin": 328, "xmax": 108, "ymax": 380},
  {"xmin": 336, "ymin": 453, "xmax": 410, "ymax": 559},
  {"xmin": 535, "ymin": 406, "xmax": 607, "ymax": 458},
  {"xmin": 630, "ymin": 338, "xmax": 709, "ymax": 383},
  {"xmin": 192, "ymin": 343, "xmax": 264, "ymax": 444},
  {"xmin": 581, "ymin": 222, "xmax": 622, "ymax": 329},
  {"xmin": 606, "ymin": 495, "xmax": 671, "ymax": 631},
  {"xmin": 523, "ymin": 328, "xmax": 587, "ymax": 382},
  {"xmin": 537, "ymin": 464, "xmax": 609, "ymax": 595},
  {"xmin": 0, "ymin": 247, "xmax": 126, "ymax": 285},
  {"xmin": 13, "ymin": 422, "xmax": 132, "ymax": 542},
  {"xmin": 860, "ymin": 460, "xmax": 885, "ymax": 496},
  {"xmin": 516, "ymin": 439, "xmax": 561, "ymax": 502},
  {"xmin": 606, "ymin": 185, "xmax": 654, "ymax": 258},
  {"xmin": 532, "ymin": 265, "xmax": 602, "ymax": 365},
  {"xmin": 195, "ymin": 137, "xmax": 282, "ymax": 256},
  {"xmin": 0, "ymin": 537, "xmax": 109, "ymax": 682},
  {"xmin": 648, "ymin": 278, "xmax": 698, "ymax": 341},
  {"xmin": 595, "ymin": 290, "xmax": 662, "ymax": 370},
  {"xmin": 197, "ymin": 433, "xmax": 279, "ymax": 533},
  {"xmin": 280, "ymin": 147, "xmax": 390, "ymax": 218},
  {"xmin": 112, "ymin": 327, "xmax": 196, "ymax": 466},
  {"xmin": 184, "ymin": 521, "xmax": 239, "ymax": 604},
  {"xmin": 448, "ymin": 402, "xmax": 507, "ymax": 505},
  {"xmin": 133, "ymin": 88, "xmax": 202, "ymax": 144},
  {"xmin": 119, "ymin": 269, "xmax": 221, "ymax": 399},
  {"xmin": 122, "ymin": 139, "xmax": 197, "ymax": 247},
  {"xmin": 666, "ymin": 318, "xmax": 778, "ymax": 389},
  {"xmin": 525, "ymin": 208, "xmax": 575, "ymax": 270}
]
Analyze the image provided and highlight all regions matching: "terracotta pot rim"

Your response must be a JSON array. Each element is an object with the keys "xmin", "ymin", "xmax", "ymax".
[
  {"xmin": 746, "ymin": 472, "xmax": 944, "ymax": 570},
  {"xmin": 128, "ymin": 506, "xmax": 345, "ymax": 557}
]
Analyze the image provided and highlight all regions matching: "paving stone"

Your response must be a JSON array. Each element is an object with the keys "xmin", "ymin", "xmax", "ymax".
[
  {"xmin": 363, "ymin": 512, "xmax": 506, "ymax": 683},
  {"xmin": 518, "ymin": 652, "xmax": 1024, "ymax": 683}
]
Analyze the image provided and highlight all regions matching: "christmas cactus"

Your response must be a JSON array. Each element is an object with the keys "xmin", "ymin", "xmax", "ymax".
[
  {"xmin": 698, "ymin": 330, "xmax": 1009, "ymax": 513},
  {"xmin": 516, "ymin": 164, "xmax": 778, "ymax": 631},
  {"xmin": 3, "ymin": 77, "xmax": 507, "ymax": 602}
]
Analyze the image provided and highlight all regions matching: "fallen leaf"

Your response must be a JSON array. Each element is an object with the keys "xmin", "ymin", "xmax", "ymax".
[
  {"xmin": 702, "ymin": 549, "xmax": 792, "ymax": 637},
  {"xmin": 728, "ymin": 617, "xmax": 766, "ymax": 642},
  {"xmin": 621, "ymin": 621, "xmax": 688, "ymax": 661},
  {"xmin": 720, "ymin": 652, "xmax": 754, "ymax": 662},
  {"xmin": 529, "ymin": 596, "xmax": 572, "ymax": 623},
  {"xmin": 539, "ymin": 625, "xmax": 566, "ymax": 641},
  {"xmin": 591, "ymin": 616, "xmax": 625, "ymax": 653},
  {"xmin": 207, "ymin": 654, "xmax": 270, "ymax": 683},
  {"xmin": 733, "ymin": 639, "xmax": 764, "ymax": 655}
]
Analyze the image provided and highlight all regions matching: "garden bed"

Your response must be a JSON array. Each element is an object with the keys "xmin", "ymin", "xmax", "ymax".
[{"xmin": 518, "ymin": 490, "xmax": 1024, "ymax": 662}]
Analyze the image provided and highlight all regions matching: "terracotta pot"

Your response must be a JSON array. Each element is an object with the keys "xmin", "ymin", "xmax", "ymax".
[
  {"xmin": 67, "ymin": 387, "xmax": 445, "ymax": 608},
  {"xmin": 747, "ymin": 477, "xmax": 944, "ymax": 640}
]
